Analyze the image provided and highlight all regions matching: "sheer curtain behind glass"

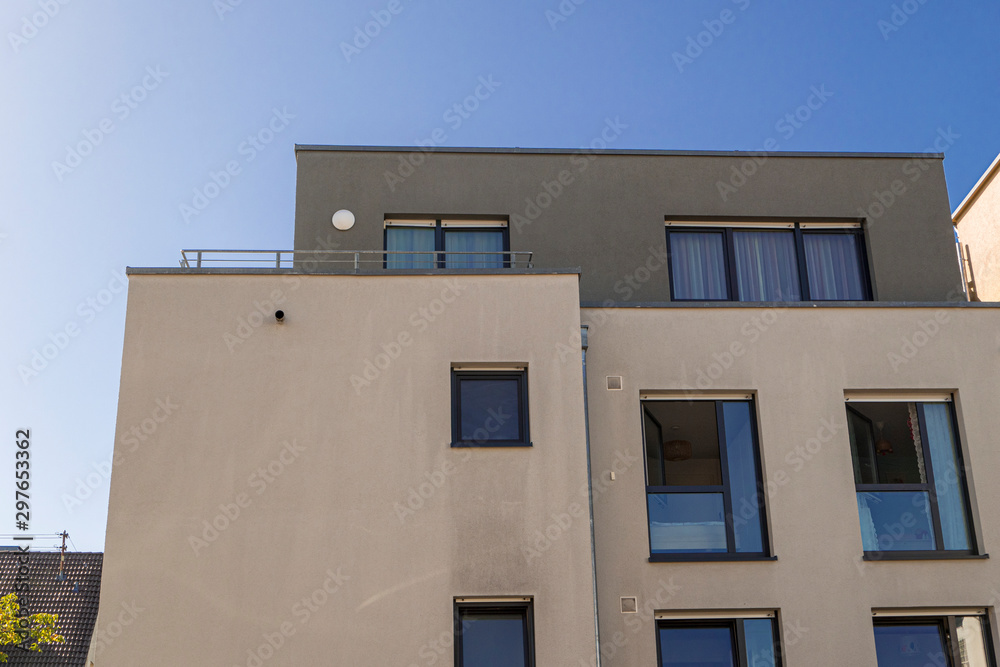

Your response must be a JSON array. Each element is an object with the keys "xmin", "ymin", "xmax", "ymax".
[
  {"xmin": 923, "ymin": 403, "xmax": 972, "ymax": 550},
  {"xmin": 445, "ymin": 230, "xmax": 504, "ymax": 268},
  {"xmin": 386, "ymin": 227, "xmax": 435, "ymax": 268},
  {"xmin": 670, "ymin": 232, "xmax": 728, "ymax": 299},
  {"xmin": 733, "ymin": 231, "xmax": 801, "ymax": 301},
  {"xmin": 803, "ymin": 234, "xmax": 865, "ymax": 300}
]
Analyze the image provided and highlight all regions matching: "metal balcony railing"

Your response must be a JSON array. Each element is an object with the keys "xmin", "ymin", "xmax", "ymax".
[{"xmin": 179, "ymin": 249, "xmax": 534, "ymax": 270}]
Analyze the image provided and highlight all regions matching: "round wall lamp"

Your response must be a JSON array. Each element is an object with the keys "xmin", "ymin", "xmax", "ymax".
[{"xmin": 332, "ymin": 209, "xmax": 355, "ymax": 231}]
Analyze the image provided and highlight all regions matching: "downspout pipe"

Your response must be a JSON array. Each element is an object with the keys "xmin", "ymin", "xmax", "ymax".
[{"xmin": 581, "ymin": 324, "xmax": 602, "ymax": 667}]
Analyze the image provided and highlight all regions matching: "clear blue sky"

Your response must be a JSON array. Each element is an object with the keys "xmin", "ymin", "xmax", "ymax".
[{"xmin": 2, "ymin": 0, "xmax": 998, "ymax": 552}]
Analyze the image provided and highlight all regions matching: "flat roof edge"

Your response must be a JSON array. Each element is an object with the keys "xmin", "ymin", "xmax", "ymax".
[
  {"xmin": 126, "ymin": 267, "xmax": 582, "ymax": 276},
  {"xmin": 580, "ymin": 300, "xmax": 996, "ymax": 309},
  {"xmin": 294, "ymin": 145, "xmax": 944, "ymax": 160}
]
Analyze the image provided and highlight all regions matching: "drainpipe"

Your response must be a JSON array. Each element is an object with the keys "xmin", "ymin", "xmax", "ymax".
[{"xmin": 580, "ymin": 324, "xmax": 602, "ymax": 667}]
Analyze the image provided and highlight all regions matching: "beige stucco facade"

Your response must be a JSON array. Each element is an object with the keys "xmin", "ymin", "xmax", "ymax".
[
  {"xmin": 584, "ymin": 304, "xmax": 1000, "ymax": 665},
  {"xmin": 94, "ymin": 272, "xmax": 597, "ymax": 666},
  {"xmin": 955, "ymin": 154, "xmax": 1000, "ymax": 302}
]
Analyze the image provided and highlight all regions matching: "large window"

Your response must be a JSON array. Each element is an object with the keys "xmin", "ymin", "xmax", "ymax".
[
  {"xmin": 452, "ymin": 370, "xmax": 529, "ymax": 447},
  {"xmin": 666, "ymin": 221, "xmax": 870, "ymax": 302},
  {"xmin": 873, "ymin": 613, "xmax": 995, "ymax": 667},
  {"xmin": 642, "ymin": 398, "xmax": 769, "ymax": 560},
  {"xmin": 455, "ymin": 600, "xmax": 534, "ymax": 667},
  {"xmin": 657, "ymin": 616, "xmax": 782, "ymax": 667},
  {"xmin": 847, "ymin": 397, "xmax": 976, "ymax": 557},
  {"xmin": 385, "ymin": 219, "xmax": 508, "ymax": 269}
]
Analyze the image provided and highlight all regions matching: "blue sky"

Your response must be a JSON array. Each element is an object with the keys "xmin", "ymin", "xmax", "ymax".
[{"xmin": 2, "ymin": 0, "xmax": 998, "ymax": 552}]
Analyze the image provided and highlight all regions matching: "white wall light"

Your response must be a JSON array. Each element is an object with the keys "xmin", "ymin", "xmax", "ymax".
[{"xmin": 332, "ymin": 209, "xmax": 355, "ymax": 230}]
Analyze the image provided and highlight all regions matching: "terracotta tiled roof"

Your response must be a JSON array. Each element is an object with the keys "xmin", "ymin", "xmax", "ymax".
[{"xmin": 0, "ymin": 551, "xmax": 103, "ymax": 666}]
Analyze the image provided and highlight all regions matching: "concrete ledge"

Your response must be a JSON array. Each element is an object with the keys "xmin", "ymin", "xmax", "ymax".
[
  {"xmin": 127, "ymin": 267, "xmax": 582, "ymax": 276},
  {"xmin": 581, "ymin": 300, "xmax": 999, "ymax": 309},
  {"xmin": 294, "ymin": 144, "xmax": 944, "ymax": 160}
]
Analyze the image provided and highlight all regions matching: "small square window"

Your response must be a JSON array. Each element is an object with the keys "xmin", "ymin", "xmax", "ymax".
[
  {"xmin": 455, "ymin": 600, "xmax": 534, "ymax": 667},
  {"xmin": 452, "ymin": 371, "xmax": 529, "ymax": 447},
  {"xmin": 874, "ymin": 615, "xmax": 995, "ymax": 666},
  {"xmin": 657, "ymin": 617, "xmax": 782, "ymax": 666}
]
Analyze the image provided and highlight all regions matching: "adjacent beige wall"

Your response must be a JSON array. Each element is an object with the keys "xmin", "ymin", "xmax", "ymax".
[
  {"xmin": 955, "ymin": 157, "xmax": 1000, "ymax": 302},
  {"xmin": 583, "ymin": 305, "xmax": 1000, "ymax": 665},
  {"xmin": 95, "ymin": 272, "xmax": 596, "ymax": 666}
]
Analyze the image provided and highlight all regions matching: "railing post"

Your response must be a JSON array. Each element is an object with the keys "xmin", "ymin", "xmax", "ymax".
[
  {"xmin": 197, "ymin": 251, "xmax": 202, "ymax": 268},
  {"xmin": 354, "ymin": 252, "xmax": 360, "ymax": 271},
  {"xmin": 275, "ymin": 251, "xmax": 281, "ymax": 268}
]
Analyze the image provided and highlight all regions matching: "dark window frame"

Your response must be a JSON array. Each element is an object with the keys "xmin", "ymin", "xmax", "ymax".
[
  {"xmin": 642, "ymin": 399, "xmax": 772, "ymax": 562},
  {"xmin": 656, "ymin": 617, "xmax": 783, "ymax": 667},
  {"xmin": 451, "ymin": 370, "xmax": 530, "ymax": 448},
  {"xmin": 873, "ymin": 615, "xmax": 997, "ymax": 667},
  {"xmin": 454, "ymin": 600, "xmax": 535, "ymax": 667},
  {"xmin": 665, "ymin": 223, "xmax": 872, "ymax": 302},
  {"xmin": 847, "ymin": 400, "xmax": 979, "ymax": 558},
  {"xmin": 384, "ymin": 220, "xmax": 510, "ymax": 269}
]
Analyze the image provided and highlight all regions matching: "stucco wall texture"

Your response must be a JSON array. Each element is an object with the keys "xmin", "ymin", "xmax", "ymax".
[
  {"xmin": 96, "ymin": 273, "xmax": 597, "ymax": 666},
  {"xmin": 956, "ymin": 160, "xmax": 1000, "ymax": 302},
  {"xmin": 584, "ymin": 304, "xmax": 1000, "ymax": 665}
]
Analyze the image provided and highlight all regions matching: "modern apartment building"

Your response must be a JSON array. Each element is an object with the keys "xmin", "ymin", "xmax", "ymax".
[
  {"xmin": 95, "ymin": 146, "xmax": 1000, "ymax": 666},
  {"xmin": 954, "ymin": 153, "xmax": 1000, "ymax": 301}
]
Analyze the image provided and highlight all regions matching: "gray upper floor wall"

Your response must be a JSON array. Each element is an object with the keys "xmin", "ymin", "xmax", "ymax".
[{"xmin": 293, "ymin": 146, "xmax": 963, "ymax": 303}]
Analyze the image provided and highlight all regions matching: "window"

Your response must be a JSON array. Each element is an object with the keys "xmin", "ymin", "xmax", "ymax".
[
  {"xmin": 642, "ymin": 398, "xmax": 769, "ymax": 559},
  {"xmin": 657, "ymin": 617, "xmax": 782, "ymax": 667},
  {"xmin": 847, "ymin": 397, "xmax": 976, "ymax": 556},
  {"xmin": 452, "ymin": 370, "xmax": 529, "ymax": 447},
  {"xmin": 455, "ymin": 600, "xmax": 534, "ymax": 667},
  {"xmin": 666, "ymin": 221, "xmax": 870, "ymax": 302},
  {"xmin": 385, "ymin": 219, "xmax": 508, "ymax": 269},
  {"xmin": 873, "ymin": 613, "xmax": 995, "ymax": 667}
]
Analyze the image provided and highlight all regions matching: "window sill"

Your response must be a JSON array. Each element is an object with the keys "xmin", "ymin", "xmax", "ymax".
[
  {"xmin": 862, "ymin": 552, "xmax": 988, "ymax": 562},
  {"xmin": 648, "ymin": 554, "xmax": 777, "ymax": 563},
  {"xmin": 450, "ymin": 442, "xmax": 533, "ymax": 448}
]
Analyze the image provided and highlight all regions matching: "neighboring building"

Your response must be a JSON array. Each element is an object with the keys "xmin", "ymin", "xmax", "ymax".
[
  {"xmin": 0, "ymin": 551, "xmax": 103, "ymax": 666},
  {"xmin": 954, "ymin": 152, "xmax": 1000, "ymax": 301},
  {"xmin": 96, "ymin": 147, "xmax": 1000, "ymax": 666}
]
